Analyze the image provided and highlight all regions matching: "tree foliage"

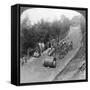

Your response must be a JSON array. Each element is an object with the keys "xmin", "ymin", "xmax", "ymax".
[{"xmin": 20, "ymin": 15, "xmax": 71, "ymax": 57}]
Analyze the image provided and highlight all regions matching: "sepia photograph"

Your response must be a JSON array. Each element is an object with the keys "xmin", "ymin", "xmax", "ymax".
[{"xmin": 19, "ymin": 6, "xmax": 87, "ymax": 84}]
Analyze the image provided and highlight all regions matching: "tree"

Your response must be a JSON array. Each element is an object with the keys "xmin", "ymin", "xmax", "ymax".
[
  {"xmin": 71, "ymin": 15, "xmax": 86, "ymax": 34},
  {"xmin": 50, "ymin": 20, "xmax": 61, "ymax": 42},
  {"xmin": 60, "ymin": 15, "xmax": 70, "ymax": 35}
]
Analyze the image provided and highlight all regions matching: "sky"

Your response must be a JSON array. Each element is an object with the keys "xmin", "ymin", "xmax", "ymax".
[{"xmin": 21, "ymin": 8, "xmax": 82, "ymax": 25}]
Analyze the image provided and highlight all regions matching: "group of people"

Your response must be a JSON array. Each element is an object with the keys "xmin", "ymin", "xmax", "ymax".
[
  {"xmin": 20, "ymin": 37, "xmax": 73, "ymax": 66},
  {"xmin": 33, "ymin": 39, "xmax": 58, "ymax": 57},
  {"xmin": 33, "ymin": 42, "xmax": 45, "ymax": 57}
]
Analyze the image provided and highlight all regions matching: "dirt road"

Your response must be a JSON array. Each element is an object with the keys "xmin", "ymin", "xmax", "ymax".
[{"xmin": 20, "ymin": 25, "xmax": 84, "ymax": 83}]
